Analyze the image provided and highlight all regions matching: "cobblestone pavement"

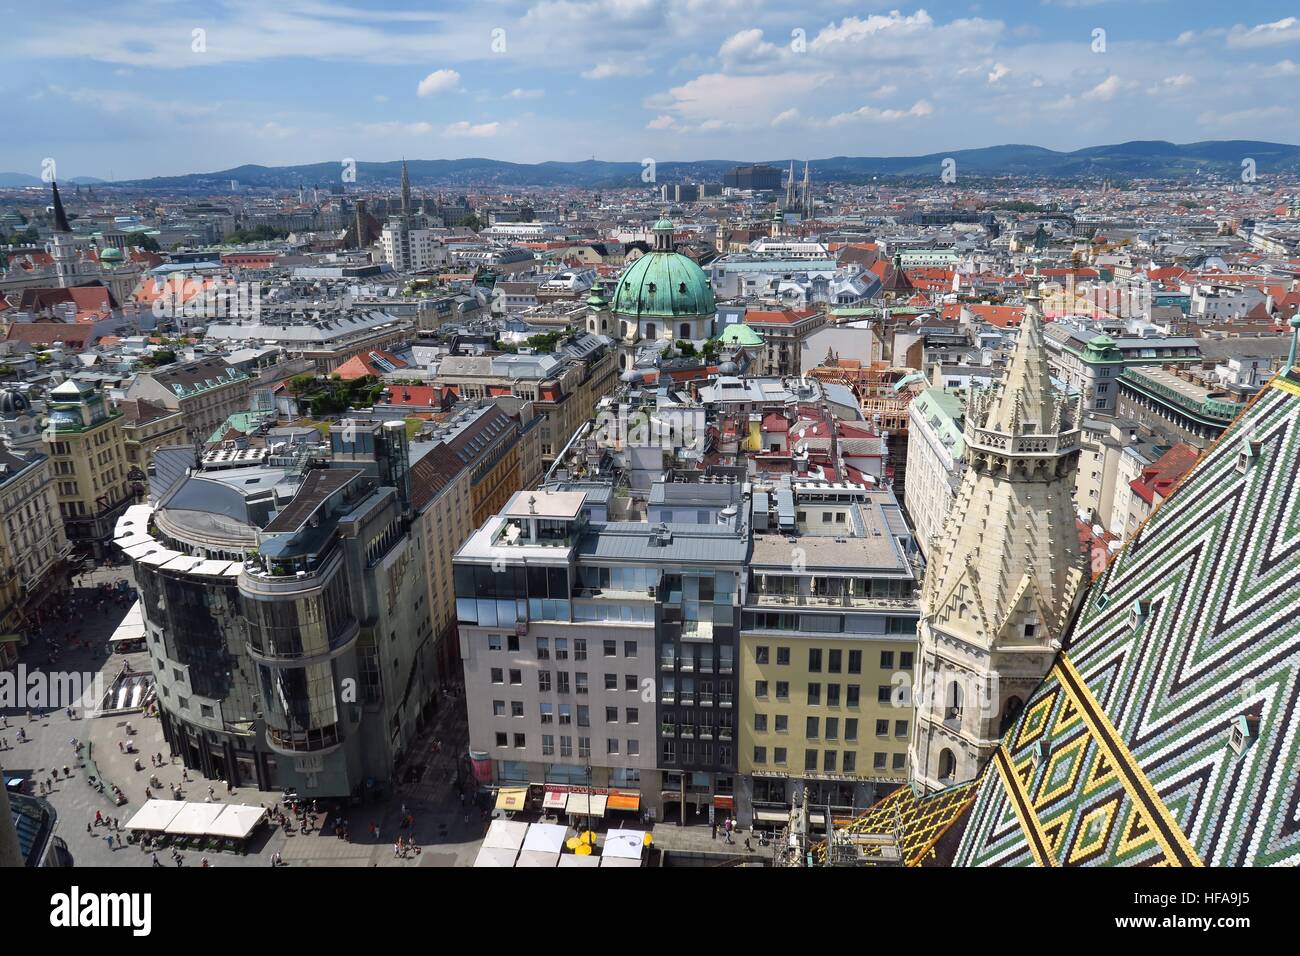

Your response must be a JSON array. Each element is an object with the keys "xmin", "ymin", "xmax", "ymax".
[{"xmin": 2, "ymin": 564, "xmax": 486, "ymax": 867}]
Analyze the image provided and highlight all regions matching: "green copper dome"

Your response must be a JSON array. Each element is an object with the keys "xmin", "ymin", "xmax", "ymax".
[
  {"xmin": 718, "ymin": 323, "xmax": 764, "ymax": 346},
  {"xmin": 611, "ymin": 250, "xmax": 716, "ymax": 320},
  {"xmin": 99, "ymin": 246, "xmax": 124, "ymax": 262},
  {"xmin": 653, "ymin": 216, "xmax": 674, "ymax": 231}
]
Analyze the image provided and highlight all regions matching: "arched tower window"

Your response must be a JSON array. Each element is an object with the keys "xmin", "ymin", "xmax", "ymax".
[
  {"xmin": 938, "ymin": 748, "xmax": 957, "ymax": 781},
  {"xmin": 679, "ymin": 323, "xmax": 690, "ymax": 340}
]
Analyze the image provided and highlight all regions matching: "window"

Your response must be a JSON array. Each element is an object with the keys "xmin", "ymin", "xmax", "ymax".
[
  {"xmin": 558, "ymin": 672, "xmax": 571, "ymax": 694},
  {"xmin": 542, "ymin": 735, "xmax": 555, "ymax": 756},
  {"xmin": 807, "ymin": 683, "xmax": 821, "ymax": 706},
  {"xmin": 574, "ymin": 639, "xmax": 587, "ymax": 661},
  {"xmin": 899, "ymin": 651, "xmax": 914, "ymax": 670},
  {"xmin": 495, "ymin": 732, "xmax": 508, "ymax": 747},
  {"xmin": 845, "ymin": 719, "xmax": 858, "ymax": 741},
  {"xmin": 511, "ymin": 701, "xmax": 524, "ymax": 718},
  {"xmin": 874, "ymin": 752, "xmax": 887, "ymax": 770},
  {"xmin": 825, "ymin": 718, "xmax": 839, "ymax": 740},
  {"xmin": 776, "ymin": 681, "xmax": 789, "ymax": 701},
  {"xmin": 627, "ymin": 740, "xmax": 639, "ymax": 756},
  {"xmin": 755, "ymin": 680, "xmax": 769, "ymax": 699},
  {"xmin": 775, "ymin": 714, "xmax": 788, "ymax": 733},
  {"xmin": 777, "ymin": 647, "xmax": 790, "ymax": 666},
  {"xmin": 843, "ymin": 752, "xmax": 857, "ymax": 773},
  {"xmin": 805, "ymin": 749, "xmax": 818, "ymax": 772},
  {"xmin": 556, "ymin": 638, "xmax": 570, "ymax": 660},
  {"xmin": 488, "ymin": 634, "xmax": 502, "ymax": 651},
  {"xmin": 754, "ymin": 713, "xmax": 768, "ymax": 732},
  {"xmin": 774, "ymin": 747, "xmax": 787, "ymax": 765},
  {"xmin": 823, "ymin": 751, "xmax": 837, "ymax": 772},
  {"xmin": 755, "ymin": 646, "xmax": 769, "ymax": 665},
  {"xmin": 540, "ymin": 703, "xmax": 553, "ymax": 724},
  {"xmin": 826, "ymin": 684, "xmax": 840, "ymax": 707},
  {"xmin": 808, "ymin": 648, "xmax": 822, "ymax": 672},
  {"xmin": 604, "ymin": 640, "xmax": 617, "ymax": 657},
  {"xmin": 577, "ymin": 706, "xmax": 590, "ymax": 727},
  {"xmin": 828, "ymin": 649, "xmax": 842, "ymax": 674},
  {"xmin": 493, "ymin": 700, "xmax": 506, "ymax": 717},
  {"xmin": 605, "ymin": 706, "xmax": 618, "ymax": 723},
  {"xmin": 512, "ymin": 733, "xmax": 525, "ymax": 749},
  {"xmin": 877, "ymin": 685, "xmax": 892, "ymax": 704},
  {"xmin": 490, "ymin": 667, "xmax": 504, "ymax": 684},
  {"xmin": 607, "ymin": 738, "xmax": 619, "ymax": 755},
  {"xmin": 560, "ymin": 736, "xmax": 573, "ymax": 758},
  {"xmin": 880, "ymin": 650, "xmax": 894, "ymax": 669},
  {"xmin": 663, "ymin": 741, "xmax": 676, "ymax": 764},
  {"xmin": 537, "ymin": 637, "xmax": 550, "ymax": 659},
  {"xmin": 578, "ymin": 737, "xmax": 591, "ymax": 759},
  {"xmin": 806, "ymin": 716, "xmax": 819, "ymax": 738},
  {"xmin": 625, "ymin": 674, "xmax": 638, "ymax": 692},
  {"xmin": 605, "ymin": 673, "xmax": 617, "ymax": 690},
  {"xmin": 892, "ymin": 753, "xmax": 906, "ymax": 771},
  {"xmin": 894, "ymin": 720, "xmax": 908, "ymax": 738},
  {"xmin": 753, "ymin": 746, "xmax": 767, "ymax": 764},
  {"xmin": 875, "ymin": 719, "xmax": 889, "ymax": 737},
  {"xmin": 575, "ymin": 672, "xmax": 588, "ymax": 694},
  {"xmin": 626, "ymin": 707, "xmax": 639, "ymax": 724},
  {"xmin": 538, "ymin": 671, "xmax": 552, "ymax": 693},
  {"xmin": 509, "ymin": 669, "xmax": 522, "ymax": 685},
  {"xmin": 559, "ymin": 704, "xmax": 572, "ymax": 725},
  {"xmin": 847, "ymin": 685, "xmax": 860, "ymax": 707},
  {"xmin": 624, "ymin": 641, "xmax": 637, "ymax": 658}
]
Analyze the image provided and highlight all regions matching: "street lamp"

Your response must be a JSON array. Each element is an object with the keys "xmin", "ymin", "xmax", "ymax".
[{"xmin": 584, "ymin": 763, "xmax": 593, "ymax": 838}]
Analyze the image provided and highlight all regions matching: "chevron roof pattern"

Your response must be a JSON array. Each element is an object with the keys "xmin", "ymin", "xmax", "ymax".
[{"xmin": 943, "ymin": 372, "xmax": 1300, "ymax": 866}]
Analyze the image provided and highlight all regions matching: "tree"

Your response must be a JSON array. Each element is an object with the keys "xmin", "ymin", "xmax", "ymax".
[
  {"xmin": 457, "ymin": 214, "xmax": 483, "ymax": 232},
  {"xmin": 125, "ymin": 233, "xmax": 161, "ymax": 252}
]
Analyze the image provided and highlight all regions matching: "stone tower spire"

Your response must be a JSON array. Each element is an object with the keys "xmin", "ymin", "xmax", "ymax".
[
  {"xmin": 47, "ymin": 181, "xmax": 83, "ymax": 288},
  {"xmin": 909, "ymin": 266, "xmax": 1087, "ymax": 793},
  {"xmin": 801, "ymin": 161, "xmax": 812, "ymax": 219},
  {"xmin": 785, "ymin": 161, "xmax": 797, "ymax": 209}
]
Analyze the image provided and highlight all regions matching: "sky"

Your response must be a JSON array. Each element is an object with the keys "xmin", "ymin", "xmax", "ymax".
[{"xmin": 4, "ymin": 0, "xmax": 1300, "ymax": 180}]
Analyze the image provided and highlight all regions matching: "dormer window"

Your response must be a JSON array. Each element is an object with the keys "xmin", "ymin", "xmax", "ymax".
[{"xmin": 1128, "ymin": 599, "xmax": 1150, "ymax": 631}]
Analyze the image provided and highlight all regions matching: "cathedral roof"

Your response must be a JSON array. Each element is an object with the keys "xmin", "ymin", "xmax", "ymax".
[{"xmin": 942, "ymin": 370, "xmax": 1300, "ymax": 865}]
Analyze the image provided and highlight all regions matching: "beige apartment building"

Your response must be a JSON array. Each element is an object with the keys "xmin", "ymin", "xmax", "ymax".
[
  {"xmin": 0, "ymin": 445, "xmax": 70, "ymax": 659},
  {"xmin": 43, "ymin": 379, "xmax": 132, "ymax": 556},
  {"xmin": 124, "ymin": 356, "xmax": 253, "ymax": 442}
]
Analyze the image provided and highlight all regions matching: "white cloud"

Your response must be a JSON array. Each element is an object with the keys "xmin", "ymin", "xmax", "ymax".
[
  {"xmin": 1264, "ymin": 59, "xmax": 1300, "ymax": 76},
  {"xmin": 417, "ymin": 69, "xmax": 460, "ymax": 97},
  {"xmin": 1227, "ymin": 17, "xmax": 1300, "ymax": 49},
  {"xmin": 1147, "ymin": 74, "xmax": 1193, "ymax": 95},
  {"xmin": 826, "ymin": 99, "xmax": 934, "ymax": 126},
  {"xmin": 360, "ymin": 120, "xmax": 435, "ymax": 136},
  {"xmin": 582, "ymin": 60, "xmax": 651, "ymax": 79},
  {"xmin": 445, "ymin": 120, "xmax": 500, "ymax": 137},
  {"xmin": 770, "ymin": 108, "xmax": 800, "ymax": 127},
  {"xmin": 506, "ymin": 88, "xmax": 544, "ymax": 99},
  {"xmin": 988, "ymin": 62, "xmax": 1009, "ymax": 84},
  {"xmin": 1083, "ymin": 74, "xmax": 1127, "ymax": 101}
]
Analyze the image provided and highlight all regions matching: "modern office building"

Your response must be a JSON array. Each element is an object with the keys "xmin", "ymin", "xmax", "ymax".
[
  {"xmin": 116, "ymin": 420, "xmax": 437, "ymax": 798},
  {"xmin": 738, "ymin": 479, "xmax": 921, "ymax": 828}
]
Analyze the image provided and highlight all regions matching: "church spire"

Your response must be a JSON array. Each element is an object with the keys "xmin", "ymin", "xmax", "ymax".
[
  {"xmin": 981, "ymin": 265, "xmax": 1058, "ymax": 434},
  {"xmin": 51, "ymin": 180, "xmax": 72, "ymax": 233},
  {"xmin": 909, "ymin": 260, "xmax": 1086, "ymax": 794}
]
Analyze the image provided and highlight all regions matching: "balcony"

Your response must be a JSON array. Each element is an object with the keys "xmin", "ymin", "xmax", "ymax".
[
  {"xmin": 698, "ymin": 660, "xmax": 714, "ymax": 674},
  {"xmin": 660, "ymin": 722, "xmax": 676, "ymax": 736},
  {"xmin": 660, "ymin": 691, "xmax": 676, "ymax": 705},
  {"xmin": 719, "ymin": 727, "xmax": 733, "ymax": 742},
  {"xmin": 659, "ymin": 657, "xmax": 676, "ymax": 671},
  {"xmin": 681, "ymin": 619, "xmax": 713, "ymax": 642},
  {"xmin": 679, "ymin": 725, "xmax": 695, "ymax": 739},
  {"xmin": 699, "ymin": 727, "xmax": 714, "ymax": 740},
  {"xmin": 698, "ymin": 694, "xmax": 714, "ymax": 708},
  {"xmin": 751, "ymin": 590, "xmax": 916, "ymax": 611},
  {"xmin": 679, "ymin": 660, "xmax": 695, "ymax": 673},
  {"xmin": 719, "ymin": 694, "xmax": 733, "ymax": 709},
  {"xmin": 719, "ymin": 660, "xmax": 734, "ymax": 675}
]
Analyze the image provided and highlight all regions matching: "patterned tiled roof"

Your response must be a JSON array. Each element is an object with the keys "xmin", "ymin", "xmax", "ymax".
[{"xmin": 950, "ymin": 371, "xmax": 1300, "ymax": 866}]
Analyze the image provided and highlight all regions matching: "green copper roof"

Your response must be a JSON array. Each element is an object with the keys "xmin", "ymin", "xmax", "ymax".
[
  {"xmin": 718, "ymin": 323, "xmax": 764, "ymax": 346},
  {"xmin": 611, "ymin": 250, "xmax": 716, "ymax": 320},
  {"xmin": 653, "ymin": 217, "xmax": 674, "ymax": 230}
]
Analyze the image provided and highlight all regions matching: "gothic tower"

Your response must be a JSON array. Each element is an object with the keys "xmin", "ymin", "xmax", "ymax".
[
  {"xmin": 46, "ymin": 181, "xmax": 83, "ymax": 288},
  {"xmin": 398, "ymin": 160, "xmax": 413, "ymax": 269},
  {"xmin": 909, "ymin": 268, "xmax": 1087, "ymax": 793},
  {"xmin": 801, "ymin": 161, "xmax": 813, "ymax": 219}
]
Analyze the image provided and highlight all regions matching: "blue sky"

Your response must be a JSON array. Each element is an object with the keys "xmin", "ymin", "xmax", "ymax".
[{"xmin": 5, "ymin": 0, "xmax": 1300, "ymax": 179}]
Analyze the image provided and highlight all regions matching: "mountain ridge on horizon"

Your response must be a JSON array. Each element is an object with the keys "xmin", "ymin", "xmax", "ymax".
[{"xmin": 5, "ymin": 140, "xmax": 1299, "ymax": 190}]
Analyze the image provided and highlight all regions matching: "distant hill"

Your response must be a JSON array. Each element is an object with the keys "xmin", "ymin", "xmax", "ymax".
[
  {"xmin": 0, "ymin": 173, "xmax": 109, "ymax": 187},
  {"xmin": 20, "ymin": 141, "xmax": 1300, "ymax": 190}
]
